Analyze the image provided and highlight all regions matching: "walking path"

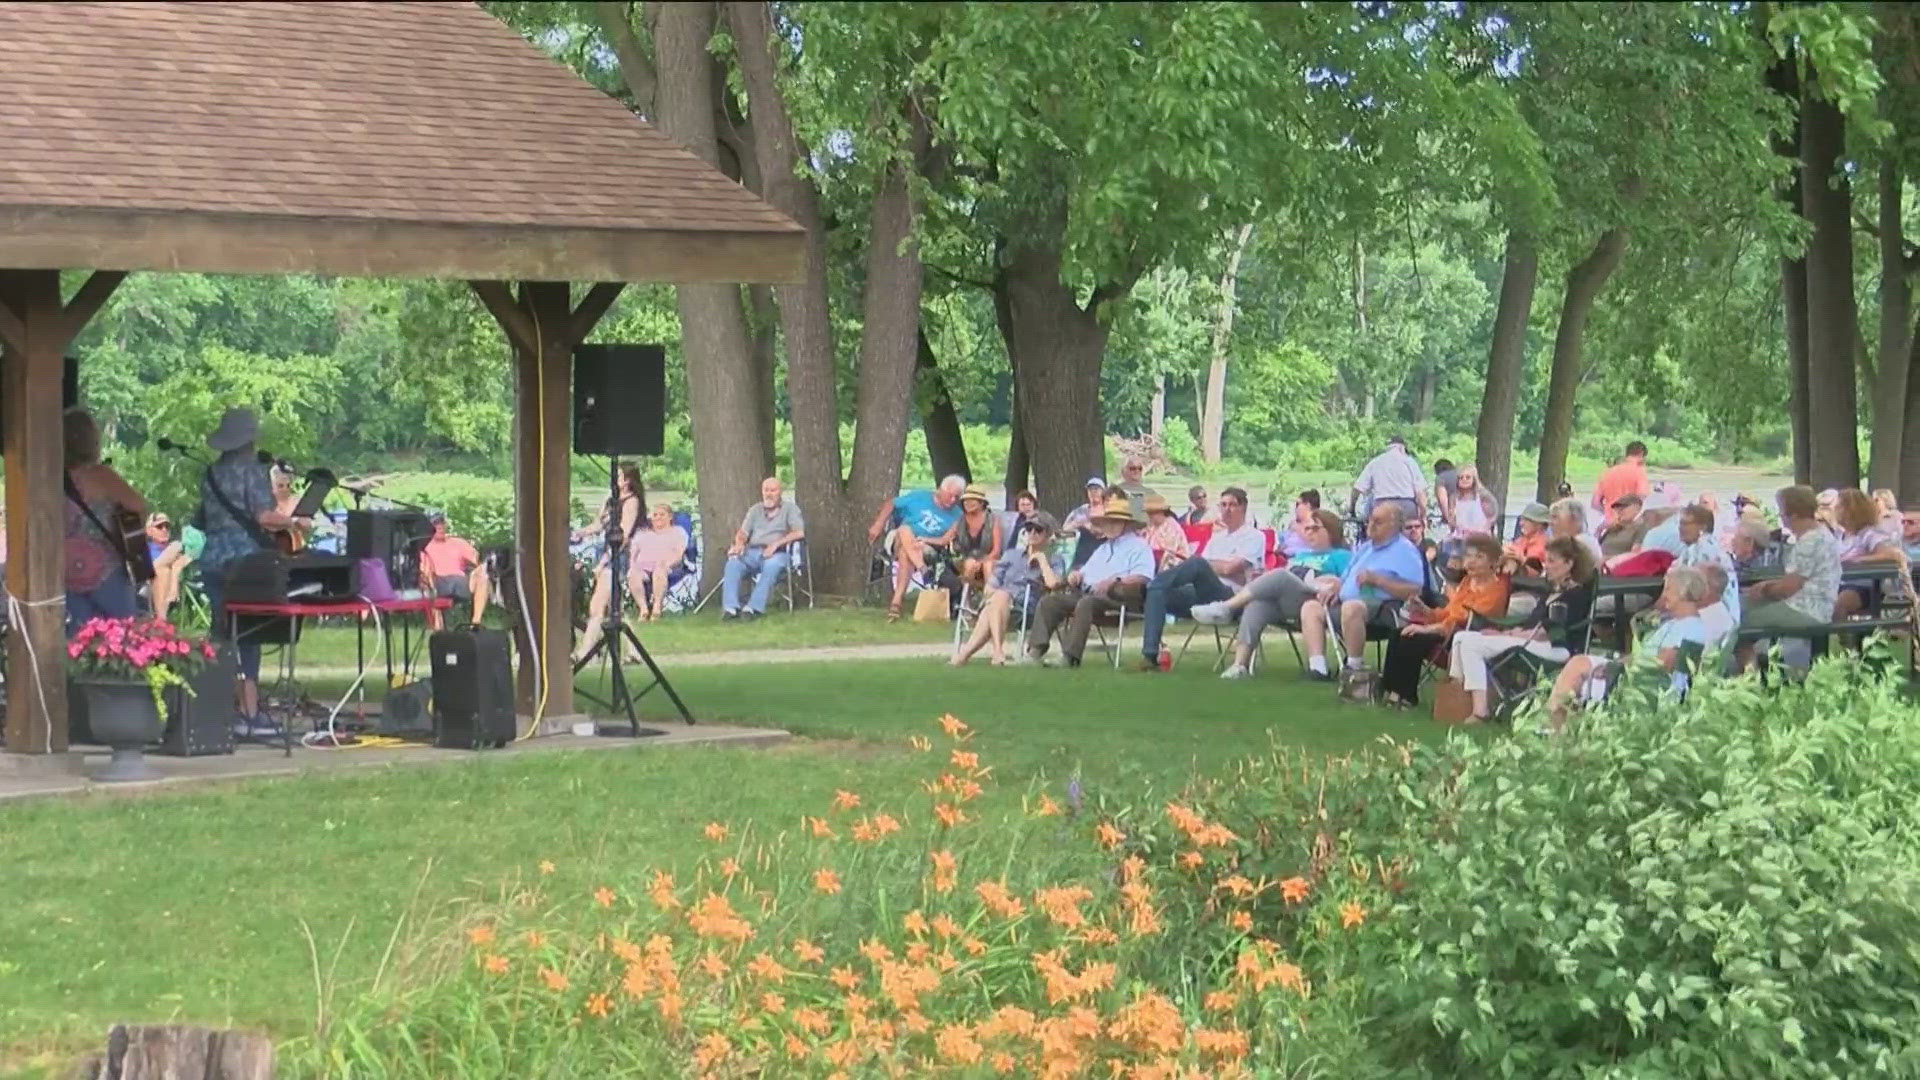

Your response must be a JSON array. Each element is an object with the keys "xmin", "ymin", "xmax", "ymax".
[{"xmin": 292, "ymin": 641, "xmax": 949, "ymax": 679}]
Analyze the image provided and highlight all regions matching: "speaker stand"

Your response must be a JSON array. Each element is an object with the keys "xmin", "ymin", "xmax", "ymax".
[{"xmin": 570, "ymin": 455, "xmax": 693, "ymax": 734}]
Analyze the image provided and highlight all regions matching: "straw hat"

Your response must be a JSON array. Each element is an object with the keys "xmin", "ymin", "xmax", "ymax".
[
  {"xmin": 960, "ymin": 483, "xmax": 990, "ymax": 506},
  {"xmin": 1142, "ymin": 492, "xmax": 1172, "ymax": 516},
  {"xmin": 1094, "ymin": 494, "xmax": 1139, "ymax": 524}
]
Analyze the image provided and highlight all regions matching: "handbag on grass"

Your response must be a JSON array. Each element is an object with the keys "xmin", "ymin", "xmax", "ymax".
[
  {"xmin": 911, "ymin": 587, "xmax": 951, "ymax": 623},
  {"xmin": 1338, "ymin": 667, "xmax": 1380, "ymax": 704},
  {"xmin": 1431, "ymin": 676, "xmax": 1474, "ymax": 724}
]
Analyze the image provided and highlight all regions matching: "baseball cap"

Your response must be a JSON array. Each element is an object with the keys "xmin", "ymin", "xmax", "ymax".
[
  {"xmin": 1084, "ymin": 476, "xmax": 1107, "ymax": 490},
  {"xmin": 1610, "ymin": 493, "xmax": 1643, "ymax": 510}
]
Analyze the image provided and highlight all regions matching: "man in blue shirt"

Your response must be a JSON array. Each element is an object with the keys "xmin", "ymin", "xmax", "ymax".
[
  {"xmin": 1026, "ymin": 495, "xmax": 1154, "ymax": 667},
  {"xmin": 869, "ymin": 475, "xmax": 964, "ymax": 619},
  {"xmin": 1298, "ymin": 503, "xmax": 1426, "ymax": 680}
]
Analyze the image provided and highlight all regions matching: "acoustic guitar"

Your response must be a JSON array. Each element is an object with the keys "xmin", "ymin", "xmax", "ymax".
[{"xmin": 114, "ymin": 507, "xmax": 156, "ymax": 584}]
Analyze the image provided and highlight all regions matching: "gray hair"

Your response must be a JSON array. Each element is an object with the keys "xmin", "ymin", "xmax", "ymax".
[
  {"xmin": 1372, "ymin": 500, "xmax": 1407, "ymax": 530},
  {"xmin": 1665, "ymin": 564, "xmax": 1713, "ymax": 605},
  {"xmin": 938, "ymin": 475, "xmax": 966, "ymax": 494},
  {"xmin": 1699, "ymin": 561, "xmax": 1729, "ymax": 596},
  {"xmin": 1548, "ymin": 498, "xmax": 1587, "ymax": 531},
  {"xmin": 1733, "ymin": 519, "xmax": 1772, "ymax": 550}
]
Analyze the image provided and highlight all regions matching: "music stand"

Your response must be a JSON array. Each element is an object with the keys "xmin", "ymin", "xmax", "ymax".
[
  {"xmin": 291, "ymin": 469, "xmax": 336, "ymax": 520},
  {"xmin": 571, "ymin": 455, "xmax": 693, "ymax": 732}
]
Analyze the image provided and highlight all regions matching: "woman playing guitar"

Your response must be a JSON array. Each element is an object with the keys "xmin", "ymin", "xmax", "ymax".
[{"xmin": 62, "ymin": 407, "xmax": 149, "ymax": 633}]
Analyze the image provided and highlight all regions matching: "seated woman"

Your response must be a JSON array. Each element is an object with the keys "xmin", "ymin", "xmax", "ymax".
[
  {"xmin": 1832, "ymin": 488, "xmax": 1903, "ymax": 618},
  {"xmin": 627, "ymin": 502, "xmax": 689, "ymax": 622},
  {"xmin": 1546, "ymin": 563, "xmax": 1712, "ymax": 729},
  {"xmin": 1446, "ymin": 536, "xmax": 1597, "ymax": 723},
  {"xmin": 1280, "ymin": 490, "xmax": 1322, "ymax": 557},
  {"xmin": 1381, "ymin": 534, "xmax": 1509, "ymax": 708},
  {"xmin": 1191, "ymin": 508, "xmax": 1350, "ymax": 679},
  {"xmin": 951, "ymin": 512, "xmax": 1062, "ymax": 666},
  {"xmin": 943, "ymin": 484, "xmax": 1003, "ymax": 594},
  {"xmin": 1501, "ymin": 503, "xmax": 1550, "ymax": 574},
  {"xmin": 1142, "ymin": 493, "xmax": 1192, "ymax": 570}
]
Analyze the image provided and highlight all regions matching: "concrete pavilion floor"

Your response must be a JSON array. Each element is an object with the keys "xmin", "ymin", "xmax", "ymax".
[{"xmin": 0, "ymin": 720, "xmax": 790, "ymax": 803}]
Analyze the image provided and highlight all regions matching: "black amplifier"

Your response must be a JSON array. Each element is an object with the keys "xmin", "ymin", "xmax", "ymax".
[{"xmin": 287, "ymin": 554, "xmax": 359, "ymax": 602}]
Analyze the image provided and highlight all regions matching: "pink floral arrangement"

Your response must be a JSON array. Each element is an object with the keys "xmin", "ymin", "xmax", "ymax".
[{"xmin": 68, "ymin": 617, "xmax": 217, "ymax": 712}]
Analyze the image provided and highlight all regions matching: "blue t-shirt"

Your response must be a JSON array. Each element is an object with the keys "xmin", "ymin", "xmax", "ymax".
[
  {"xmin": 1338, "ymin": 535, "xmax": 1426, "ymax": 603},
  {"xmin": 892, "ymin": 490, "xmax": 962, "ymax": 541},
  {"xmin": 1290, "ymin": 548, "xmax": 1352, "ymax": 579}
]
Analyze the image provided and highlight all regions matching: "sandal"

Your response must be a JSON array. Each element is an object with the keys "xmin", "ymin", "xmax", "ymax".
[{"xmin": 886, "ymin": 604, "xmax": 901, "ymax": 623}]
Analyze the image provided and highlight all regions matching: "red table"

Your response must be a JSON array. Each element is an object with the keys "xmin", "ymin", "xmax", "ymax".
[{"xmin": 224, "ymin": 596, "xmax": 453, "ymax": 754}]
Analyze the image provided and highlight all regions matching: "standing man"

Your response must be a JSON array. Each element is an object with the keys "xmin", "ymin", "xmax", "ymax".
[
  {"xmin": 419, "ymin": 512, "xmax": 490, "ymax": 629},
  {"xmin": 1025, "ymin": 494, "xmax": 1154, "ymax": 667},
  {"xmin": 1136, "ymin": 486, "xmax": 1266, "ymax": 671},
  {"xmin": 722, "ymin": 477, "xmax": 805, "ymax": 620},
  {"xmin": 1116, "ymin": 457, "xmax": 1156, "ymax": 501},
  {"xmin": 1350, "ymin": 435, "xmax": 1426, "ymax": 526},
  {"xmin": 1592, "ymin": 440, "xmax": 1651, "ymax": 527},
  {"xmin": 869, "ymin": 474, "xmax": 964, "ymax": 621}
]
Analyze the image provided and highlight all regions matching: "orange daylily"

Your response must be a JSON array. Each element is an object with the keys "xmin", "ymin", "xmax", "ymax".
[
  {"xmin": 950, "ymin": 748, "xmax": 980, "ymax": 772},
  {"xmin": 902, "ymin": 910, "xmax": 930, "ymax": 936},
  {"xmin": 792, "ymin": 1005, "xmax": 832, "ymax": 1035},
  {"xmin": 718, "ymin": 857, "xmax": 741, "ymax": 878},
  {"xmin": 1229, "ymin": 910, "xmax": 1253, "ymax": 932},
  {"xmin": 583, "ymin": 992, "xmax": 611, "ymax": 1018},
  {"xmin": 593, "ymin": 886, "xmax": 616, "ymax": 908},
  {"xmin": 1280, "ymin": 876, "xmax": 1311, "ymax": 904},
  {"xmin": 539, "ymin": 967, "xmax": 569, "ymax": 992},
  {"xmin": 746, "ymin": 951, "xmax": 791, "ymax": 983},
  {"xmin": 830, "ymin": 966, "xmax": 862, "ymax": 990},
  {"xmin": 537, "ymin": 859, "xmax": 556, "ymax": 875},
  {"xmin": 523, "ymin": 929, "xmax": 546, "ymax": 949},
  {"xmin": 1032, "ymin": 793, "xmax": 1063, "ymax": 817},
  {"xmin": 930, "ymin": 912, "xmax": 961, "ymax": 939},
  {"xmin": 761, "ymin": 991, "xmax": 786, "ymax": 1013},
  {"xmin": 1096, "ymin": 821, "xmax": 1126, "ymax": 849},
  {"xmin": 935, "ymin": 1024, "xmax": 985, "ymax": 1065},
  {"xmin": 1340, "ymin": 900, "xmax": 1366, "ymax": 929},
  {"xmin": 1203, "ymin": 989, "xmax": 1239, "ymax": 1012},
  {"xmin": 938, "ymin": 714, "xmax": 969, "ymax": 739},
  {"xmin": 791, "ymin": 938, "xmax": 826, "ymax": 965},
  {"xmin": 814, "ymin": 868, "xmax": 843, "ymax": 895},
  {"xmin": 1178, "ymin": 850, "xmax": 1205, "ymax": 870},
  {"xmin": 467, "ymin": 924, "xmax": 495, "ymax": 947},
  {"xmin": 832, "ymin": 789, "xmax": 861, "ymax": 811},
  {"xmin": 692, "ymin": 1032, "xmax": 730, "ymax": 1071},
  {"xmin": 482, "ymin": 953, "xmax": 509, "ymax": 975},
  {"xmin": 807, "ymin": 815, "xmax": 837, "ymax": 840},
  {"xmin": 703, "ymin": 821, "xmax": 730, "ymax": 842}
]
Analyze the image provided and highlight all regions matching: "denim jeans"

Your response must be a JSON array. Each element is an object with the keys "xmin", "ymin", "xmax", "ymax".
[
  {"xmin": 65, "ymin": 567, "xmax": 137, "ymax": 636},
  {"xmin": 1141, "ymin": 558, "xmax": 1235, "ymax": 659},
  {"xmin": 722, "ymin": 549, "xmax": 790, "ymax": 614},
  {"xmin": 200, "ymin": 569, "xmax": 263, "ymax": 682}
]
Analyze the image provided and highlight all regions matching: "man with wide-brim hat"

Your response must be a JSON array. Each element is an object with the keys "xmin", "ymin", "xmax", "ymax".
[
  {"xmin": 1025, "ymin": 494, "xmax": 1153, "ymax": 667},
  {"xmin": 195, "ymin": 406, "xmax": 301, "ymax": 741}
]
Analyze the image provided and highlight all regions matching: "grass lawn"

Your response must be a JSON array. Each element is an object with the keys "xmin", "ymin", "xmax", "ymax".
[
  {"xmin": 0, "ymin": 644, "xmax": 1439, "ymax": 1073},
  {"xmin": 255, "ymin": 605, "xmax": 951, "ymax": 672}
]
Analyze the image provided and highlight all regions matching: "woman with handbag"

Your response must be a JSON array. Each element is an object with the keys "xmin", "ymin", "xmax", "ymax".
[
  {"xmin": 196, "ymin": 407, "xmax": 304, "ymax": 739},
  {"xmin": 62, "ymin": 408, "xmax": 147, "ymax": 634},
  {"xmin": 1380, "ymin": 533, "xmax": 1509, "ymax": 708}
]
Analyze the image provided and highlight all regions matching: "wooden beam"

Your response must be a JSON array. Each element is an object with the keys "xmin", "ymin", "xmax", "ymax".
[
  {"xmin": 509, "ymin": 281, "xmax": 578, "ymax": 721},
  {"xmin": 570, "ymin": 282, "xmax": 627, "ymax": 343},
  {"xmin": 60, "ymin": 270, "xmax": 126, "ymax": 341},
  {"xmin": 1, "ymin": 269, "xmax": 73, "ymax": 754},
  {"xmin": 0, "ymin": 295, "xmax": 24, "ymax": 356},
  {"xmin": 469, "ymin": 281, "xmax": 536, "ymax": 355},
  {"xmin": 0, "ymin": 207, "xmax": 807, "ymax": 286}
]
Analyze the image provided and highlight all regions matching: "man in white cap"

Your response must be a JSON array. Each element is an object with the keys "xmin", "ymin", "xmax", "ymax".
[
  {"xmin": 196, "ymin": 407, "xmax": 303, "ymax": 740},
  {"xmin": 1025, "ymin": 493, "xmax": 1153, "ymax": 667}
]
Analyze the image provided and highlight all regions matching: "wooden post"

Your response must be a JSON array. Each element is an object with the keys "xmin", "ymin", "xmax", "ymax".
[
  {"xmin": 2, "ymin": 270, "xmax": 72, "ymax": 754},
  {"xmin": 511, "ymin": 281, "xmax": 577, "ymax": 719}
]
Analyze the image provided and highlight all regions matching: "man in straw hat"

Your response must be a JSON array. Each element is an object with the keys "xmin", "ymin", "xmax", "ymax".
[{"xmin": 1025, "ymin": 493, "xmax": 1153, "ymax": 667}]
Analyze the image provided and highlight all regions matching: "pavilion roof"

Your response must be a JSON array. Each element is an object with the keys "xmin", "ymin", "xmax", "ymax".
[{"xmin": 0, "ymin": 1, "xmax": 804, "ymax": 283}]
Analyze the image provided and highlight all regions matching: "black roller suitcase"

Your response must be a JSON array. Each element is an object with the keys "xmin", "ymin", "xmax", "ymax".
[{"xmin": 430, "ymin": 628, "xmax": 516, "ymax": 749}]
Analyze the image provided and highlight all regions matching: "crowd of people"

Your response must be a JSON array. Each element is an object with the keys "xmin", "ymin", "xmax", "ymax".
[{"xmin": 920, "ymin": 436, "xmax": 1917, "ymax": 729}]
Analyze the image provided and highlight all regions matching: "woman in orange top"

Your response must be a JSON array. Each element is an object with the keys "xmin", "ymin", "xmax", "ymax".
[{"xmin": 1380, "ymin": 533, "xmax": 1510, "ymax": 707}]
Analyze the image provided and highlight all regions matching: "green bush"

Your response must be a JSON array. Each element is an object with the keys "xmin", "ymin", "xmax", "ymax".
[{"xmin": 372, "ymin": 473, "xmax": 590, "ymax": 549}]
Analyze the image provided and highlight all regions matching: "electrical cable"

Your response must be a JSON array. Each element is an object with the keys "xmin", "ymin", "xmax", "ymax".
[
  {"xmin": 516, "ymin": 300, "xmax": 550, "ymax": 740},
  {"xmin": 5, "ymin": 590, "xmax": 65, "ymax": 753}
]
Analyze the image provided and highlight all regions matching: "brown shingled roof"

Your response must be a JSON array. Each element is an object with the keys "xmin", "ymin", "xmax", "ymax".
[{"xmin": 0, "ymin": 1, "xmax": 804, "ymax": 283}]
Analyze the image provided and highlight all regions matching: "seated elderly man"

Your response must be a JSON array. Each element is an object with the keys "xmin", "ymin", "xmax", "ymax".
[
  {"xmin": 869, "ymin": 474, "xmax": 964, "ymax": 622},
  {"xmin": 1136, "ymin": 485, "xmax": 1265, "ymax": 671},
  {"xmin": 420, "ymin": 512, "xmax": 490, "ymax": 628},
  {"xmin": 1025, "ymin": 495, "xmax": 1154, "ymax": 668},
  {"xmin": 1297, "ymin": 503, "xmax": 1427, "ymax": 681},
  {"xmin": 1728, "ymin": 516, "xmax": 1780, "ymax": 576},
  {"xmin": 1548, "ymin": 497, "xmax": 1604, "ymax": 564},
  {"xmin": 722, "ymin": 477, "xmax": 805, "ymax": 620},
  {"xmin": 1597, "ymin": 493, "xmax": 1647, "ymax": 558}
]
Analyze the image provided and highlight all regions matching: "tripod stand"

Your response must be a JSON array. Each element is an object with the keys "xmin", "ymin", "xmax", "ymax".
[{"xmin": 572, "ymin": 456, "xmax": 694, "ymax": 731}]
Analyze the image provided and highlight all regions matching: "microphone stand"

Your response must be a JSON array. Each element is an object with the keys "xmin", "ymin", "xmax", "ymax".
[{"xmin": 570, "ymin": 454, "xmax": 690, "ymax": 732}]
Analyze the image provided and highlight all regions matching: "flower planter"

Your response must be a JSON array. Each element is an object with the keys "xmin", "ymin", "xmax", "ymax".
[{"xmin": 75, "ymin": 678, "xmax": 163, "ymax": 782}]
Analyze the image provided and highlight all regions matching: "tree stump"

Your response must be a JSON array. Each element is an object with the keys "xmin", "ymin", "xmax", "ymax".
[{"xmin": 70, "ymin": 1024, "xmax": 272, "ymax": 1080}]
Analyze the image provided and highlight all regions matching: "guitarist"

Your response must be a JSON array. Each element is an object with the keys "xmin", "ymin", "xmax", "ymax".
[
  {"xmin": 196, "ymin": 407, "xmax": 304, "ymax": 739},
  {"xmin": 62, "ymin": 408, "xmax": 148, "ymax": 635}
]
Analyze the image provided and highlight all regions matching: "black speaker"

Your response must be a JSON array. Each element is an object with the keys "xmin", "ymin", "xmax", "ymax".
[
  {"xmin": 430, "ymin": 628, "xmax": 516, "ymax": 749},
  {"xmin": 573, "ymin": 344, "xmax": 665, "ymax": 456},
  {"xmin": 379, "ymin": 678, "xmax": 435, "ymax": 738},
  {"xmin": 158, "ymin": 647, "xmax": 239, "ymax": 757}
]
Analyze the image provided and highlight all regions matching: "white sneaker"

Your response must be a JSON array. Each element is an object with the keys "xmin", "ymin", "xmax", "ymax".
[
  {"xmin": 1191, "ymin": 602, "xmax": 1234, "ymax": 625},
  {"xmin": 1219, "ymin": 664, "xmax": 1250, "ymax": 680}
]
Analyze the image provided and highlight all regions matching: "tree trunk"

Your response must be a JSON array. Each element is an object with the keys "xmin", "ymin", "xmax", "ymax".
[
  {"xmin": 1535, "ymin": 226, "xmax": 1630, "ymax": 504},
  {"xmin": 1003, "ymin": 222, "xmax": 1113, "ymax": 518},
  {"xmin": 1763, "ymin": 34, "xmax": 1813, "ymax": 483},
  {"xmin": 994, "ymin": 277, "xmax": 1031, "ymax": 503},
  {"xmin": 727, "ymin": 0, "xmax": 924, "ymax": 599},
  {"xmin": 916, "ymin": 327, "xmax": 971, "ymax": 481},
  {"xmin": 1149, "ymin": 375, "xmax": 1165, "ymax": 440},
  {"xmin": 1474, "ymin": 231, "xmax": 1537, "ymax": 514},
  {"xmin": 1800, "ymin": 72, "xmax": 1863, "ymax": 489},
  {"xmin": 652, "ymin": 0, "xmax": 769, "ymax": 588},
  {"xmin": 1413, "ymin": 362, "xmax": 1438, "ymax": 424},
  {"xmin": 1200, "ymin": 222, "xmax": 1254, "ymax": 464},
  {"xmin": 1869, "ymin": 123, "xmax": 1911, "ymax": 490},
  {"xmin": 1900, "ymin": 308, "xmax": 1920, "ymax": 502},
  {"xmin": 747, "ymin": 283, "xmax": 778, "ymax": 476}
]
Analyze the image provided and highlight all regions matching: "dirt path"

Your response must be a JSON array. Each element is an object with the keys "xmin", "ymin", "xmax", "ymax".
[{"xmin": 291, "ymin": 641, "xmax": 949, "ymax": 679}]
